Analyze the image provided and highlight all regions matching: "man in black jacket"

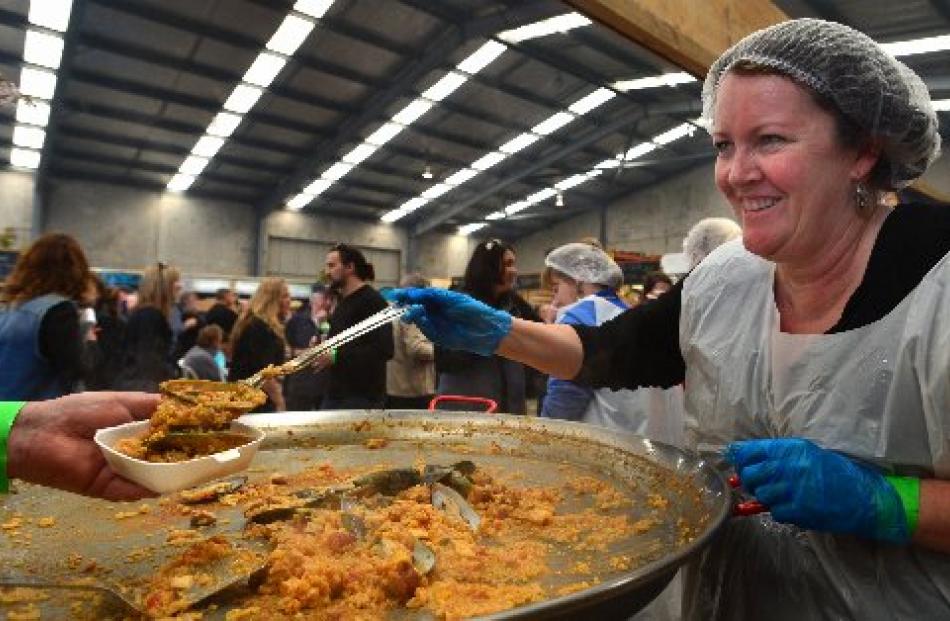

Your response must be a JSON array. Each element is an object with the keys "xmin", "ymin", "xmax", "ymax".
[{"xmin": 315, "ymin": 244, "xmax": 393, "ymax": 409}]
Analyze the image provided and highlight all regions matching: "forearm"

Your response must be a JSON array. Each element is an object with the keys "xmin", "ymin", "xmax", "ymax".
[
  {"xmin": 496, "ymin": 319, "xmax": 582, "ymax": 380},
  {"xmin": 913, "ymin": 478, "xmax": 950, "ymax": 553}
]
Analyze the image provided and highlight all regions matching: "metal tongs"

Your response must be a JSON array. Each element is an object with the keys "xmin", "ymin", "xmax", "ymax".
[{"xmin": 242, "ymin": 304, "xmax": 407, "ymax": 388}]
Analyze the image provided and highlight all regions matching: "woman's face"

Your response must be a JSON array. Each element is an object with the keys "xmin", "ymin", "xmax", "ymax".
[
  {"xmin": 712, "ymin": 73, "xmax": 878, "ymax": 263},
  {"xmin": 498, "ymin": 249, "xmax": 518, "ymax": 293},
  {"xmin": 550, "ymin": 273, "xmax": 579, "ymax": 308}
]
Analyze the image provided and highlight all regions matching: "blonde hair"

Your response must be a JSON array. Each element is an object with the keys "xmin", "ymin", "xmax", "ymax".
[
  {"xmin": 231, "ymin": 277, "xmax": 287, "ymax": 345},
  {"xmin": 137, "ymin": 262, "xmax": 180, "ymax": 319}
]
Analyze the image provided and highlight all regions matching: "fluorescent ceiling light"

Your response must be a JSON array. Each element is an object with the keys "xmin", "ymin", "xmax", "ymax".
[
  {"xmin": 207, "ymin": 111, "xmax": 243, "ymax": 137},
  {"xmin": 179, "ymin": 155, "xmax": 209, "ymax": 176},
  {"xmin": 243, "ymin": 52, "xmax": 286, "ymax": 88},
  {"xmin": 400, "ymin": 197, "xmax": 430, "ymax": 212},
  {"xmin": 932, "ymin": 99, "xmax": 950, "ymax": 111},
  {"xmin": 10, "ymin": 147, "xmax": 41, "ymax": 169},
  {"xmin": 365, "ymin": 122, "xmax": 404, "ymax": 146},
  {"xmin": 614, "ymin": 72, "xmax": 696, "ymax": 91},
  {"xmin": 340, "ymin": 143, "xmax": 378, "ymax": 165},
  {"xmin": 304, "ymin": 178, "xmax": 334, "ymax": 195},
  {"xmin": 594, "ymin": 158, "xmax": 622, "ymax": 169},
  {"xmin": 532, "ymin": 111, "xmax": 575, "ymax": 136},
  {"xmin": 12, "ymin": 125, "xmax": 45, "ymax": 149},
  {"xmin": 568, "ymin": 87, "xmax": 616, "ymax": 115},
  {"xmin": 380, "ymin": 209, "xmax": 407, "ymax": 223},
  {"xmin": 456, "ymin": 41, "xmax": 506, "ymax": 74},
  {"xmin": 471, "ymin": 151, "xmax": 508, "ymax": 171},
  {"xmin": 267, "ymin": 15, "xmax": 315, "ymax": 55},
  {"xmin": 421, "ymin": 71, "xmax": 467, "ymax": 102},
  {"xmin": 191, "ymin": 135, "xmax": 225, "ymax": 158},
  {"xmin": 167, "ymin": 174, "xmax": 195, "ymax": 192},
  {"xmin": 15, "ymin": 99, "xmax": 50, "ymax": 126},
  {"xmin": 625, "ymin": 142, "xmax": 657, "ymax": 160},
  {"xmin": 28, "ymin": 0, "xmax": 73, "ymax": 32},
  {"xmin": 19, "ymin": 67, "xmax": 57, "ymax": 99},
  {"xmin": 498, "ymin": 12, "xmax": 591, "ymax": 43},
  {"xmin": 321, "ymin": 162, "xmax": 353, "ymax": 181},
  {"xmin": 499, "ymin": 132, "xmax": 540, "ymax": 154},
  {"xmin": 654, "ymin": 122, "xmax": 695, "ymax": 145},
  {"xmin": 23, "ymin": 30, "xmax": 64, "ymax": 69},
  {"xmin": 392, "ymin": 98, "xmax": 433, "ymax": 125},
  {"xmin": 421, "ymin": 183, "xmax": 453, "ymax": 199},
  {"xmin": 223, "ymin": 84, "xmax": 263, "ymax": 114},
  {"xmin": 505, "ymin": 200, "xmax": 531, "ymax": 215},
  {"xmin": 555, "ymin": 172, "xmax": 600, "ymax": 191},
  {"xmin": 485, "ymin": 211, "xmax": 506, "ymax": 220},
  {"xmin": 527, "ymin": 188, "xmax": 557, "ymax": 204},
  {"xmin": 443, "ymin": 168, "xmax": 479, "ymax": 186},
  {"xmin": 458, "ymin": 222, "xmax": 488, "ymax": 236},
  {"xmin": 881, "ymin": 34, "xmax": 950, "ymax": 57},
  {"xmin": 294, "ymin": 0, "xmax": 334, "ymax": 18},
  {"xmin": 286, "ymin": 193, "xmax": 314, "ymax": 210}
]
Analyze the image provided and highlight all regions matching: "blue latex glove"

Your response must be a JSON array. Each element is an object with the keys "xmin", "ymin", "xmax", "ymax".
[
  {"xmin": 726, "ymin": 438, "xmax": 909, "ymax": 543},
  {"xmin": 385, "ymin": 288, "xmax": 512, "ymax": 356}
]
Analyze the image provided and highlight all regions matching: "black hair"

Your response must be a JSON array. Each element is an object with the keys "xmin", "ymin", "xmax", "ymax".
[
  {"xmin": 331, "ymin": 243, "xmax": 375, "ymax": 281},
  {"xmin": 463, "ymin": 238, "xmax": 514, "ymax": 305},
  {"xmin": 643, "ymin": 271, "xmax": 672, "ymax": 293}
]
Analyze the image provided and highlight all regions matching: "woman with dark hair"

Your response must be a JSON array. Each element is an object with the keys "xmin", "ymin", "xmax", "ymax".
[
  {"xmin": 0, "ymin": 233, "xmax": 96, "ymax": 399},
  {"xmin": 84, "ymin": 276, "xmax": 128, "ymax": 391},
  {"xmin": 113, "ymin": 262, "xmax": 181, "ymax": 392},
  {"xmin": 436, "ymin": 239, "xmax": 539, "ymax": 414}
]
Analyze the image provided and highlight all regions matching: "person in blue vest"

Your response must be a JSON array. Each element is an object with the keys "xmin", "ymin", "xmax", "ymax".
[{"xmin": 0, "ymin": 233, "xmax": 96, "ymax": 400}]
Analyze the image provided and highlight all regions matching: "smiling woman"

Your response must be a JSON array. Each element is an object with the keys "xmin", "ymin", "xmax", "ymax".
[{"xmin": 386, "ymin": 17, "xmax": 950, "ymax": 621}]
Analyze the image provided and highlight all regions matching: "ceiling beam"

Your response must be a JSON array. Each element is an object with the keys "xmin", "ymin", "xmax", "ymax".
[
  {"xmin": 255, "ymin": 5, "xmax": 564, "ymax": 216},
  {"xmin": 412, "ymin": 98, "xmax": 701, "ymax": 235},
  {"xmin": 46, "ymin": 166, "xmax": 258, "ymax": 204},
  {"xmin": 564, "ymin": 0, "xmax": 787, "ymax": 77}
]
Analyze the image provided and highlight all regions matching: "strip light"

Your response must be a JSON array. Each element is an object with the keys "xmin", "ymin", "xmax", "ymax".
[
  {"xmin": 8, "ymin": 1, "xmax": 73, "ymax": 170},
  {"xmin": 458, "ymin": 222, "xmax": 488, "ymax": 236},
  {"xmin": 458, "ymin": 122, "xmax": 698, "ymax": 231},
  {"xmin": 933, "ymin": 99, "xmax": 950, "ymax": 111},
  {"xmin": 167, "ymin": 2, "xmax": 334, "ymax": 192},
  {"xmin": 291, "ymin": 14, "xmax": 593, "ymax": 211}
]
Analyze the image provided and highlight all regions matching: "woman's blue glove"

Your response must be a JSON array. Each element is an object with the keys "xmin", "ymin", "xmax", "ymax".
[
  {"xmin": 726, "ymin": 438, "xmax": 910, "ymax": 543},
  {"xmin": 385, "ymin": 288, "xmax": 512, "ymax": 356}
]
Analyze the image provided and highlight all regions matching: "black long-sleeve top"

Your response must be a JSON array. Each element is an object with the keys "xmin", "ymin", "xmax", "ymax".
[
  {"xmin": 326, "ymin": 284, "xmax": 393, "ymax": 401},
  {"xmin": 229, "ymin": 315, "xmax": 285, "ymax": 411},
  {"xmin": 573, "ymin": 203, "xmax": 950, "ymax": 391}
]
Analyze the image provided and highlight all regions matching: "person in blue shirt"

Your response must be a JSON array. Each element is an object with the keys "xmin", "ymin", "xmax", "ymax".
[{"xmin": 539, "ymin": 242, "xmax": 630, "ymax": 422}]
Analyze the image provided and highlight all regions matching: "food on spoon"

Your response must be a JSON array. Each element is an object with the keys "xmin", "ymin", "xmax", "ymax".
[{"xmin": 115, "ymin": 380, "xmax": 266, "ymax": 462}]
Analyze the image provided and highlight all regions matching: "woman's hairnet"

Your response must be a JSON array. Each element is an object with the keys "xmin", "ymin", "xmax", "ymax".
[
  {"xmin": 702, "ymin": 18, "xmax": 941, "ymax": 189},
  {"xmin": 545, "ymin": 243, "xmax": 623, "ymax": 288},
  {"xmin": 683, "ymin": 218, "xmax": 742, "ymax": 270}
]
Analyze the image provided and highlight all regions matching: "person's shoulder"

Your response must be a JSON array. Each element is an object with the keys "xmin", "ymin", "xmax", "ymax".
[{"xmin": 883, "ymin": 203, "xmax": 950, "ymax": 254}]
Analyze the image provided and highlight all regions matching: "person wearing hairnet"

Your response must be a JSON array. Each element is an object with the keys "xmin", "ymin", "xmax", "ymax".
[
  {"xmin": 541, "ymin": 243, "xmax": 685, "ymax": 447},
  {"xmin": 388, "ymin": 18, "xmax": 950, "ymax": 619},
  {"xmin": 539, "ymin": 243, "xmax": 630, "ymax": 420},
  {"xmin": 682, "ymin": 217, "xmax": 741, "ymax": 270}
]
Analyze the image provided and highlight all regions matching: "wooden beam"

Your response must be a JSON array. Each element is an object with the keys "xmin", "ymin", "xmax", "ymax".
[{"xmin": 564, "ymin": 0, "xmax": 788, "ymax": 76}]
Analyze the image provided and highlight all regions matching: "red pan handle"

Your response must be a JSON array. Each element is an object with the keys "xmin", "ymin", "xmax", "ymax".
[
  {"xmin": 428, "ymin": 395, "xmax": 499, "ymax": 414},
  {"xmin": 728, "ymin": 474, "xmax": 768, "ymax": 516}
]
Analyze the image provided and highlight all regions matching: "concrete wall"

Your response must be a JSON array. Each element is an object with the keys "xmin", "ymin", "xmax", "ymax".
[
  {"xmin": 919, "ymin": 151, "xmax": 950, "ymax": 199},
  {"xmin": 44, "ymin": 179, "xmax": 256, "ymax": 274},
  {"xmin": 412, "ymin": 231, "xmax": 479, "ymax": 281},
  {"xmin": 0, "ymin": 170, "xmax": 37, "ymax": 248}
]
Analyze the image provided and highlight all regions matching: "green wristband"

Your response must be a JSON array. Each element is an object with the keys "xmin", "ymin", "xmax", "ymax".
[
  {"xmin": 0, "ymin": 401, "xmax": 26, "ymax": 494},
  {"xmin": 885, "ymin": 475, "xmax": 921, "ymax": 535}
]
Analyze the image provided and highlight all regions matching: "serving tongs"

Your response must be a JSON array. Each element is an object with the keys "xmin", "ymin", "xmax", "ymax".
[
  {"xmin": 243, "ymin": 304, "xmax": 407, "ymax": 389},
  {"xmin": 155, "ymin": 305, "xmax": 406, "ymax": 442}
]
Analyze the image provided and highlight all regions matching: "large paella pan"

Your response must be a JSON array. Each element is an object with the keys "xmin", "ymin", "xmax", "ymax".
[{"xmin": 0, "ymin": 410, "xmax": 729, "ymax": 620}]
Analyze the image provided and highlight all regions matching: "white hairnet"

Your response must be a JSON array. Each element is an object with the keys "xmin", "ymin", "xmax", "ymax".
[
  {"xmin": 702, "ymin": 18, "xmax": 941, "ymax": 189},
  {"xmin": 683, "ymin": 218, "xmax": 742, "ymax": 270},
  {"xmin": 545, "ymin": 243, "xmax": 623, "ymax": 287}
]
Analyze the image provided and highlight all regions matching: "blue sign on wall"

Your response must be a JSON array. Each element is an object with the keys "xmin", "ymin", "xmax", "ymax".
[{"xmin": 0, "ymin": 251, "xmax": 19, "ymax": 281}]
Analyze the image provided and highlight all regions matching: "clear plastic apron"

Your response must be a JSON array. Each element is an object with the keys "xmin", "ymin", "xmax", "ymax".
[{"xmin": 678, "ymin": 239, "xmax": 950, "ymax": 620}]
